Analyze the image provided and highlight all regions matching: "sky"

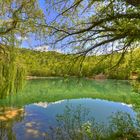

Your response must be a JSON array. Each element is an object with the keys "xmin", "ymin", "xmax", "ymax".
[{"xmin": 21, "ymin": 0, "xmax": 58, "ymax": 50}]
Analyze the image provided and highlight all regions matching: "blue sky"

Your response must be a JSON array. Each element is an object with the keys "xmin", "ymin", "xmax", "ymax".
[
  {"xmin": 20, "ymin": 0, "xmax": 98, "ymax": 54},
  {"xmin": 21, "ymin": 0, "xmax": 94, "ymax": 54},
  {"xmin": 21, "ymin": 0, "xmax": 57, "ymax": 49}
]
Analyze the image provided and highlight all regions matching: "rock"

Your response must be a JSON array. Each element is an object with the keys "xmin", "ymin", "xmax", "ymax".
[
  {"xmin": 94, "ymin": 73, "xmax": 107, "ymax": 80},
  {"xmin": 130, "ymin": 72, "xmax": 138, "ymax": 80}
]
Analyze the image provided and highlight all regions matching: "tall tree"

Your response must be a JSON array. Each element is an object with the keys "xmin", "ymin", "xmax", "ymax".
[{"xmin": 0, "ymin": 0, "xmax": 45, "ymax": 98}]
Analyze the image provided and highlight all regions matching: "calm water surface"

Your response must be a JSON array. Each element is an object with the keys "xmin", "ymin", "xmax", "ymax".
[{"xmin": 0, "ymin": 78, "xmax": 140, "ymax": 140}]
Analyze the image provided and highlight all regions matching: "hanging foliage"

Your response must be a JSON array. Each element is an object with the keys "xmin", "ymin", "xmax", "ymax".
[{"xmin": 0, "ymin": 44, "xmax": 26, "ymax": 98}]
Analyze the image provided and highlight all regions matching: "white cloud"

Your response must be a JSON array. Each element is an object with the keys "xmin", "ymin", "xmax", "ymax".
[
  {"xmin": 34, "ymin": 45, "xmax": 49, "ymax": 52},
  {"xmin": 34, "ymin": 100, "xmax": 65, "ymax": 108}
]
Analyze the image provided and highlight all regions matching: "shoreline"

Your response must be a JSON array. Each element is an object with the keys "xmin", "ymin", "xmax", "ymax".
[
  {"xmin": 26, "ymin": 76, "xmax": 62, "ymax": 80},
  {"xmin": 26, "ymin": 76, "xmax": 139, "ymax": 81}
]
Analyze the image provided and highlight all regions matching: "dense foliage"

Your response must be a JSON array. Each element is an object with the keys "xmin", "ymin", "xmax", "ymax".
[
  {"xmin": 19, "ymin": 48, "xmax": 140, "ymax": 80},
  {"xmin": 0, "ymin": 0, "xmax": 45, "ymax": 98},
  {"xmin": 0, "ymin": 45, "xmax": 26, "ymax": 98},
  {"xmin": 45, "ymin": 0, "xmax": 140, "ymax": 56}
]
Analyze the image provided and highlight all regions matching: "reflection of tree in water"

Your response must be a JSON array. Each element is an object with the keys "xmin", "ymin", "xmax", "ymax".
[
  {"xmin": 0, "ymin": 106, "xmax": 24, "ymax": 140},
  {"xmin": 46, "ymin": 105, "xmax": 140, "ymax": 140}
]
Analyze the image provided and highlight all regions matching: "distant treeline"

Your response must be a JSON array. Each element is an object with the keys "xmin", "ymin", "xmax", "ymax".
[{"xmin": 19, "ymin": 48, "xmax": 140, "ymax": 80}]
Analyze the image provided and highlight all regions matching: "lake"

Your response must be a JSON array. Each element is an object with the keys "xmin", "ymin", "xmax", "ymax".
[{"xmin": 0, "ymin": 78, "xmax": 140, "ymax": 140}]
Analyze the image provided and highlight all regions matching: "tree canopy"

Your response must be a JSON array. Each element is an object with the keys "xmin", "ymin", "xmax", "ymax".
[
  {"xmin": 45, "ymin": 0, "xmax": 140, "ymax": 55},
  {"xmin": 0, "ymin": 0, "xmax": 45, "ymax": 46},
  {"xmin": 1, "ymin": 0, "xmax": 139, "ymax": 55}
]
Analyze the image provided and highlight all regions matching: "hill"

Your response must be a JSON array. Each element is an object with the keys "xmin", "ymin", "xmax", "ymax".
[{"xmin": 19, "ymin": 48, "xmax": 140, "ymax": 80}]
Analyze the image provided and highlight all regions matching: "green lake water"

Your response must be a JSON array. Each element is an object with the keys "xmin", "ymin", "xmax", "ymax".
[{"xmin": 0, "ymin": 78, "xmax": 140, "ymax": 140}]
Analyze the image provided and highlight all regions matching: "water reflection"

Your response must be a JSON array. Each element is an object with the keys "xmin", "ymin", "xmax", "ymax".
[
  {"xmin": 32, "ymin": 99, "xmax": 135, "ymax": 124},
  {"xmin": 2, "ymin": 79, "xmax": 140, "ymax": 108},
  {"xmin": 46, "ymin": 106, "xmax": 140, "ymax": 140},
  {"xmin": 0, "ymin": 98, "xmax": 139, "ymax": 140},
  {"xmin": 0, "ymin": 107, "xmax": 24, "ymax": 140},
  {"xmin": 0, "ymin": 107, "xmax": 24, "ymax": 121}
]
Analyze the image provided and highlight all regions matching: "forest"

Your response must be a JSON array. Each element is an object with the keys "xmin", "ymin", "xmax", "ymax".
[
  {"xmin": 19, "ymin": 47, "xmax": 140, "ymax": 80},
  {"xmin": 1, "ymin": 0, "xmax": 140, "ymax": 97}
]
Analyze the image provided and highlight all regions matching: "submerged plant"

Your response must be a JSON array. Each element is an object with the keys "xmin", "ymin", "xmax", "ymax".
[
  {"xmin": 45, "ymin": 105, "xmax": 140, "ymax": 140},
  {"xmin": 107, "ymin": 112, "xmax": 140, "ymax": 140}
]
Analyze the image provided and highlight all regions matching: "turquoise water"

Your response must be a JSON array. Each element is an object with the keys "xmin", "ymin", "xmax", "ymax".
[{"xmin": 0, "ymin": 78, "xmax": 140, "ymax": 140}]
